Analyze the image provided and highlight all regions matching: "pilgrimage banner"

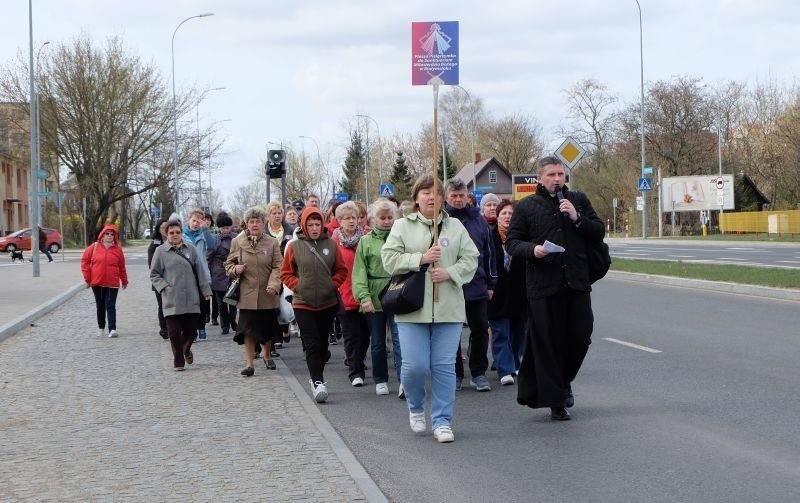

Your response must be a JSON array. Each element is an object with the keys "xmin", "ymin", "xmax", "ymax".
[{"xmin": 411, "ymin": 21, "xmax": 459, "ymax": 86}]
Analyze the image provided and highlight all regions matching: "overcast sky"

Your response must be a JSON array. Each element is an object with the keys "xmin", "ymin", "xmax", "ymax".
[{"xmin": 3, "ymin": 0, "xmax": 799, "ymax": 205}]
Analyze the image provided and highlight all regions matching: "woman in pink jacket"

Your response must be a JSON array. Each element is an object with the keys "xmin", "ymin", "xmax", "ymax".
[{"xmin": 81, "ymin": 224, "xmax": 128, "ymax": 337}]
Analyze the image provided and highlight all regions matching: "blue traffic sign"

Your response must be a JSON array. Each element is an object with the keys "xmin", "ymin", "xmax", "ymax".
[
  {"xmin": 151, "ymin": 207, "xmax": 160, "ymax": 218},
  {"xmin": 638, "ymin": 177, "xmax": 653, "ymax": 191},
  {"xmin": 473, "ymin": 190, "xmax": 483, "ymax": 205},
  {"xmin": 379, "ymin": 183, "xmax": 395, "ymax": 197},
  {"xmin": 334, "ymin": 192, "xmax": 349, "ymax": 203}
]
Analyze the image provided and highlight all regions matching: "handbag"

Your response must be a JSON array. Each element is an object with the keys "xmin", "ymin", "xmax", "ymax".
[
  {"xmin": 587, "ymin": 239, "xmax": 611, "ymax": 284},
  {"xmin": 379, "ymin": 220, "xmax": 441, "ymax": 315},
  {"xmin": 304, "ymin": 242, "xmax": 346, "ymax": 315},
  {"xmin": 378, "ymin": 265, "xmax": 429, "ymax": 315},
  {"xmin": 223, "ymin": 246, "xmax": 243, "ymax": 306}
]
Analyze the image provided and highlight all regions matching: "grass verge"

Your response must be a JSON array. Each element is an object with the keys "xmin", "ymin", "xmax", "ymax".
[{"xmin": 610, "ymin": 258, "xmax": 800, "ymax": 289}]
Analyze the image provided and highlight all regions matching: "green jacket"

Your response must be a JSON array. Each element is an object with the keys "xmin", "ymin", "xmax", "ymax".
[
  {"xmin": 352, "ymin": 227, "xmax": 392, "ymax": 311},
  {"xmin": 381, "ymin": 211, "xmax": 478, "ymax": 323}
]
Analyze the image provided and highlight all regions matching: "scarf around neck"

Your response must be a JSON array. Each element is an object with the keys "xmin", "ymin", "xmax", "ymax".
[{"xmin": 333, "ymin": 226, "xmax": 363, "ymax": 249}]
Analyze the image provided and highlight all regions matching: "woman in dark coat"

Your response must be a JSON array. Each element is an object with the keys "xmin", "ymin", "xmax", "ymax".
[
  {"xmin": 147, "ymin": 218, "xmax": 169, "ymax": 339},
  {"xmin": 208, "ymin": 212, "xmax": 237, "ymax": 335}
]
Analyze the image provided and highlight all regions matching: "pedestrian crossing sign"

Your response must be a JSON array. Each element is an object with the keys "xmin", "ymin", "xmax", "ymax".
[
  {"xmin": 638, "ymin": 177, "xmax": 653, "ymax": 191},
  {"xmin": 380, "ymin": 183, "xmax": 395, "ymax": 197}
]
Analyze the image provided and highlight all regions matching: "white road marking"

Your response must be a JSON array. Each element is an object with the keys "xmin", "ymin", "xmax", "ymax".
[
  {"xmin": 602, "ymin": 337, "xmax": 662, "ymax": 353},
  {"xmin": 668, "ymin": 255, "xmax": 695, "ymax": 258}
]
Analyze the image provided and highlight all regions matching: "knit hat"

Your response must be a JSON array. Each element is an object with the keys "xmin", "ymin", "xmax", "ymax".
[
  {"xmin": 216, "ymin": 213, "xmax": 233, "ymax": 228},
  {"xmin": 480, "ymin": 193, "xmax": 501, "ymax": 214}
]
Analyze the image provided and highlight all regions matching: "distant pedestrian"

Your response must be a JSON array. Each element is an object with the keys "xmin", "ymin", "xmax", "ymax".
[
  {"xmin": 150, "ymin": 220, "xmax": 212, "ymax": 371},
  {"xmin": 182, "ymin": 208, "xmax": 218, "ymax": 341},
  {"xmin": 208, "ymin": 212, "xmax": 237, "ymax": 335},
  {"xmin": 81, "ymin": 224, "xmax": 128, "ymax": 338},
  {"xmin": 38, "ymin": 226, "xmax": 53, "ymax": 262},
  {"xmin": 147, "ymin": 218, "xmax": 169, "ymax": 339}
]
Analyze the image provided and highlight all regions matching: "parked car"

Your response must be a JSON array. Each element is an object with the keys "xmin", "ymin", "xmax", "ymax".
[
  {"xmin": 0, "ymin": 227, "xmax": 63, "ymax": 254},
  {"xmin": 143, "ymin": 228, "xmax": 152, "ymax": 239}
]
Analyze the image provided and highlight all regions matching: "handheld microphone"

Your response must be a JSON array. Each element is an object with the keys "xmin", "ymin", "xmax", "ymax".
[{"xmin": 555, "ymin": 188, "xmax": 568, "ymax": 217}]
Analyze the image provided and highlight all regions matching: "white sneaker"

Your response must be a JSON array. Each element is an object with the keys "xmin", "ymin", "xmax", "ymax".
[
  {"xmin": 351, "ymin": 377, "xmax": 364, "ymax": 387},
  {"xmin": 500, "ymin": 374, "xmax": 515, "ymax": 385},
  {"xmin": 375, "ymin": 383, "xmax": 389, "ymax": 395},
  {"xmin": 398, "ymin": 383, "xmax": 405, "ymax": 400},
  {"xmin": 433, "ymin": 425, "xmax": 455, "ymax": 443},
  {"xmin": 97, "ymin": 328, "xmax": 104, "ymax": 337},
  {"xmin": 310, "ymin": 380, "xmax": 328, "ymax": 403},
  {"xmin": 409, "ymin": 412, "xmax": 426, "ymax": 433},
  {"xmin": 108, "ymin": 330, "xmax": 119, "ymax": 338}
]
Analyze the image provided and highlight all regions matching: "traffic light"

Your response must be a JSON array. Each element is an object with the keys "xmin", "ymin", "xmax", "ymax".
[{"xmin": 266, "ymin": 150, "xmax": 286, "ymax": 179}]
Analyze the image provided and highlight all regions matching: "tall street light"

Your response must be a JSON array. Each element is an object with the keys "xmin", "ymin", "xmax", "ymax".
[
  {"xmin": 26, "ymin": 0, "xmax": 42, "ymax": 276},
  {"xmin": 635, "ymin": 0, "xmax": 647, "ymax": 239},
  {"xmin": 454, "ymin": 85, "xmax": 477, "ymax": 191},
  {"xmin": 356, "ymin": 114, "xmax": 381, "ymax": 202},
  {"xmin": 171, "ymin": 12, "xmax": 213, "ymax": 216},
  {"xmin": 34, "ymin": 41, "xmax": 49, "ymax": 232}
]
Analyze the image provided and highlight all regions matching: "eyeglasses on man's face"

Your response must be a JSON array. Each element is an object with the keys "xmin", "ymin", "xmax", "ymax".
[{"xmin": 167, "ymin": 230, "xmax": 182, "ymax": 236}]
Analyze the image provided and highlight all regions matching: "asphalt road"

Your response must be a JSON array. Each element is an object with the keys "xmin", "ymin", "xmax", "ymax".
[
  {"xmin": 609, "ymin": 239, "xmax": 800, "ymax": 269},
  {"xmin": 280, "ymin": 277, "xmax": 800, "ymax": 502}
]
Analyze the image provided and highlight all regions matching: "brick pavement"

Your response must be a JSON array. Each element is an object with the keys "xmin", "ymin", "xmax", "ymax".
[{"xmin": 0, "ymin": 263, "xmax": 384, "ymax": 502}]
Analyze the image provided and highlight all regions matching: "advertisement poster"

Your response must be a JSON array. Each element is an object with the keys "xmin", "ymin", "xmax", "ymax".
[
  {"xmin": 661, "ymin": 175, "xmax": 735, "ymax": 211},
  {"xmin": 411, "ymin": 21, "xmax": 459, "ymax": 85}
]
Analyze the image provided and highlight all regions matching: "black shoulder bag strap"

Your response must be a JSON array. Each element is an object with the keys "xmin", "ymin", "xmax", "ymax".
[{"xmin": 173, "ymin": 246, "xmax": 203, "ymax": 296}]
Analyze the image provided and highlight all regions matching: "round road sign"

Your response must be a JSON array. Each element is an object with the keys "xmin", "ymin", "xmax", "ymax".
[{"xmin": 716, "ymin": 176, "xmax": 725, "ymax": 189}]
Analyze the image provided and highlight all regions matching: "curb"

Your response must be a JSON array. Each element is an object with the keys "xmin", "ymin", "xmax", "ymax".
[
  {"xmin": 277, "ymin": 360, "xmax": 388, "ymax": 503},
  {"xmin": 607, "ymin": 271, "xmax": 800, "ymax": 302},
  {"xmin": 0, "ymin": 282, "xmax": 86, "ymax": 344}
]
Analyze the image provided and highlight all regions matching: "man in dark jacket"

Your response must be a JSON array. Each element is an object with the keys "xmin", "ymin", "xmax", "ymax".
[
  {"xmin": 445, "ymin": 179, "xmax": 497, "ymax": 392},
  {"xmin": 505, "ymin": 156, "xmax": 604, "ymax": 421}
]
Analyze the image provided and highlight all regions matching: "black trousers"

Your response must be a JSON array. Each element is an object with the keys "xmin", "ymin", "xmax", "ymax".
[
  {"xmin": 339, "ymin": 309, "xmax": 370, "ymax": 381},
  {"xmin": 517, "ymin": 290, "xmax": 593, "ymax": 409},
  {"xmin": 166, "ymin": 313, "xmax": 199, "ymax": 368},
  {"xmin": 455, "ymin": 298, "xmax": 490, "ymax": 379},
  {"xmin": 154, "ymin": 290, "xmax": 167, "ymax": 331},
  {"xmin": 295, "ymin": 306, "xmax": 337, "ymax": 383},
  {"xmin": 213, "ymin": 290, "xmax": 238, "ymax": 330}
]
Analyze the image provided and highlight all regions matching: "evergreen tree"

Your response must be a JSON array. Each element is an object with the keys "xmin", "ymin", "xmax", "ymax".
[
  {"xmin": 437, "ymin": 145, "xmax": 458, "ymax": 183},
  {"xmin": 340, "ymin": 129, "xmax": 365, "ymax": 200},
  {"xmin": 389, "ymin": 151, "xmax": 413, "ymax": 201}
]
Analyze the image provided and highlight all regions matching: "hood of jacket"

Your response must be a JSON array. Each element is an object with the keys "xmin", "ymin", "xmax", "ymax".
[
  {"xmin": 96, "ymin": 224, "xmax": 120, "ymax": 245},
  {"xmin": 297, "ymin": 207, "xmax": 329, "ymax": 241}
]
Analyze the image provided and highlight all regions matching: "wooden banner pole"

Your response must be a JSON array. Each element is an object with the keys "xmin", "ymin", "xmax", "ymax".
[{"xmin": 432, "ymin": 83, "xmax": 440, "ymax": 302}]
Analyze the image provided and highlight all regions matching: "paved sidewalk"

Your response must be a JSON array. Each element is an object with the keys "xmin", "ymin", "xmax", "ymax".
[{"xmin": 0, "ymin": 262, "xmax": 386, "ymax": 502}]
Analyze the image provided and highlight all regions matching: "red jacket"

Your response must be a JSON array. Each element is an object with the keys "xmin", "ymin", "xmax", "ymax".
[
  {"xmin": 332, "ymin": 231, "xmax": 360, "ymax": 310},
  {"xmin": 81, "ymin": 224, "xmax": 128, "ymax": 288}
]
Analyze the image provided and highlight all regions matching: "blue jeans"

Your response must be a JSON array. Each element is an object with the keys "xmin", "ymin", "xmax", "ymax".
[
  {"xmin": 366, "ymin": 312, "xmax": 401, "ymax": 384},
  {"xmin": 91, "ymin": 286, "xmax": 119, "ymax": 330},
  {"xmin": 489, "ymin": 317, "xmax": 527, "ymax": 378},
  {"xmin": 398, "ymin": 322, "xmax": 461, "ymax": 429}
]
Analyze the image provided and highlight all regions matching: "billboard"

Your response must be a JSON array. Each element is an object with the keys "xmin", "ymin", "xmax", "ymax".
[
  {"xmin": 661, "ymin": 175, "xmax": 735, "ymax": 212},
  {"xmin": 411, "ymin": 21, "xmax": 459, "ymax": 85},
  {"xmin": 512, "ymin": 174, "xmax": 538, "ymax": 201}
]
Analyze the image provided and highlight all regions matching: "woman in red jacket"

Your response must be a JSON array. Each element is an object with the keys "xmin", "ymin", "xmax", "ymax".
[{"xmin": 81, "ymin": 224, "xmax": 128, "ymax": 337}]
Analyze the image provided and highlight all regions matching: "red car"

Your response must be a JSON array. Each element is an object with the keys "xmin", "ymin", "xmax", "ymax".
[{"xmin": 0, "ymin": 227, "xmax": 63, "ymax": 254}]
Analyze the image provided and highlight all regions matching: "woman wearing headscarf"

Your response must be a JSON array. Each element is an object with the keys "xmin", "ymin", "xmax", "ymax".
[
  {"xmin": 150, "ymin": 220, "xmax": 212, "ymax": 370},
  {"xmin": 224, "ymin": 207, "xmax": 283, "ymax": 377},
  {"xmin": 280, "ymin": 207, "xmax": 348, "ymax": 403},
  {"xmin": 381, "ymin": 175, "xmax": 478, "ymax": 443},
  {"xmin": 81, "ymin": 224, "xmax": 128, "ymax": 338}
]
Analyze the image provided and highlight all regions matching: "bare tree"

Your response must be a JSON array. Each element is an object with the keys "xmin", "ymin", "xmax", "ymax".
[
  {"xmin": 479, "ymin": 113, "xmax": 544, "ymax": 173},
  {"xmin": 0, "ymin": 35, "xmax": 220, "ymax": 242}
]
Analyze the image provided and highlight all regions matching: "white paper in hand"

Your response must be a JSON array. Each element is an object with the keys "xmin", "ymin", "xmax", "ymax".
[{"xmin": 543, "ymin": 240, "xmax": 565, "ymax": 253}]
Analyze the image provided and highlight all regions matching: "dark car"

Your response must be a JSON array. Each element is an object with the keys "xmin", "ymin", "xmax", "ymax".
[{"xmin": 0, "ymin": 227, "xmax": 63, "ymax": 254}]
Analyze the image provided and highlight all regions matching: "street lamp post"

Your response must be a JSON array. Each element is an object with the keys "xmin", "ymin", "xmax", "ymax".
[
  {"xmin": 171, "ymin": 12, "xmax": 213, "ymax": 216},
  {"xmin": 635, "ymin": 0, "xmax": 647, "ymax": 239},
  {"xmin": 35, "ymin": 41, "xmax": 50, "ymax": 233},
  {"xmin": 356, "ymin": 114, "xmax": 381, "ymax": 201},
  {"xmin": 196, "ymin": 86, "xmax": 225, "ymax": 209},
  {"xmin": 26, "ymin": 0, "xmax": 41, "ymax": 276},
  {"xmin": 454, "ymin": 85, "xmax": 477, "ymax": 192}
]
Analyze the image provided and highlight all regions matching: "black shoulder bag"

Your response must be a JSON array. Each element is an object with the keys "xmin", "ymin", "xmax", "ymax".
[{"xmin": 223, "ymin": 245, "xmax": 243, "ymax": 306}]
